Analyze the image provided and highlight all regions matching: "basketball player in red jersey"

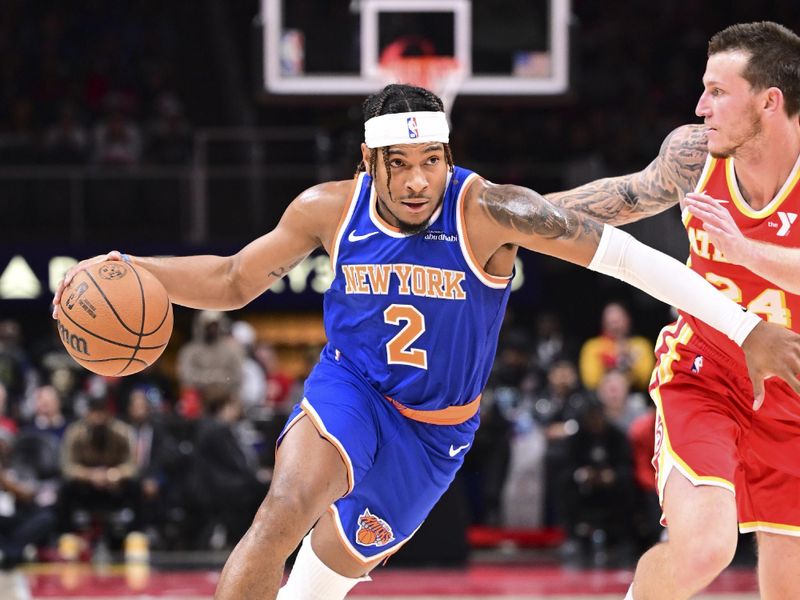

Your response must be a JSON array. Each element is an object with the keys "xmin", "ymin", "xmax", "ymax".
[{"xmin": 547, "ymin": 21, "xmax": 800, "ymax": 600}]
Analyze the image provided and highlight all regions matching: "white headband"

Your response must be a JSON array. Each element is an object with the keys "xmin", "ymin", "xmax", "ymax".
[{"xmin": 364, "ymin": 111, "xmax": 450, "ymax": 149}]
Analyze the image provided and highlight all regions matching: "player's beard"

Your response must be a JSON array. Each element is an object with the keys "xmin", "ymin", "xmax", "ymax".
[
  {"xmin": 378, "ymin": 194, "xmax": 444, "ymax": 235},
  {"xmin": 709, "ymin": 107, "xmax": 763, "ymax": 159}
]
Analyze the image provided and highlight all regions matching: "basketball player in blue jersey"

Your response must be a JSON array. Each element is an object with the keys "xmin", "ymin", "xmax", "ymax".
[{"xmin": 54, "ymin": 83, "xmax": 800, "ymax": 600}]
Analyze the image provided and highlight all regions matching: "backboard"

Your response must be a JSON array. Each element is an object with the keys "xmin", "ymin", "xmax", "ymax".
[{"xmin": 260, "ymin": 0, "xmax": 570, "ymax": 96}]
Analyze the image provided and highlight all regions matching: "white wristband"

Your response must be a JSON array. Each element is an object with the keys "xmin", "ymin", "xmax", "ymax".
[{"xmin": 588, "ymin": 224, "xmax": 762, "ymax": 347}]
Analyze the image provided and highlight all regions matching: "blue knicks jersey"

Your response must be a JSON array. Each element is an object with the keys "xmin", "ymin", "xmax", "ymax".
[{"xmin": 323, "ymin": 166, "xmax": 512, "ymax": 411}]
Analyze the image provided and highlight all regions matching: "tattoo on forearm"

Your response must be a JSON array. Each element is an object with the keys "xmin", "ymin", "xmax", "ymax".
[
  {"xmin": 547, "ymin": 178, "xmax": 637, "ymax": 224},
  {"xmin": 480, "ymin": 184, "xmax": 603, "ymax": 243},
  {"xmin": 269, "ymin": 259, "xmax": 303, "ymax": 278},
  {"xmin": 546, "ymin": 124, "xmax": 708, "ymax": 224}
]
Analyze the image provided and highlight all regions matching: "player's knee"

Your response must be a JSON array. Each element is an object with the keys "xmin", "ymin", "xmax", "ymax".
[
  {"xmin": 677, "ymin": 530, "xmax": 737, "ymax": 580},
  {"xmin": 264, "ymin": 480, "xmax": 332, "ymax": 517},
  {"xmin": 250, "ymin": 487, "xmax": 328, "ymax": 542}
]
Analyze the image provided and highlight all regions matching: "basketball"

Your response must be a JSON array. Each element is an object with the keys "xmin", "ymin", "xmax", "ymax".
[
  {"xmin": 57, "ymin": 261, "xmax": 173, "ymax": 376},
  {"xmin": 356, "ymin": 528, "xmax": 377, "ymax": 546}
]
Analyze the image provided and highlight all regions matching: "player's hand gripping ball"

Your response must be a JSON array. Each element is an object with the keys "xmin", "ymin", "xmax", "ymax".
[{"xmin": 56, "ymin": 261, "xmax": 173, "ymax": 376}]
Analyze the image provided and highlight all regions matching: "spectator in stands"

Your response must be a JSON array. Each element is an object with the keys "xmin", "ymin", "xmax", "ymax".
[
  {"xmin": 530, "ymin": 312, "xmax": 578, "ymax": 378},
  {"xmin": 0, "ymin": 98, "xmax": 37, "ymax": 164},
  {"xmin": 58, "ymin": 396, "xmax": 139, "ymax": 539},
  {"xmin": 535, "ymin": 359, "xmax": 592, "ymax": 526},
  {"xmin": 0, "ymin": 384, "xmax": 17, "ymax": 437},
  {"xmin": 192, "ymin": 387, "xmax": 268, "ymax": 549},
  {"xmin": 462, "ymin": 335, "xmax": 527, "ymax": 526},
  {"xmin": 558, "ymin": 402, "xmax": 636, "ymax": 567},
  {"xmin": 145, "ymin": 93, "xmax": 191, "ymax": 165},
  {"xmin": 254, "ymin": 341, "xmax": 295, "ymax": 418},
  {"xmin": 177, "ymin": 311, "xmax": 243, "ymax": 414},
  {"xmin": 92, "ymin": 107, "xmax": 142, "ymax": 166},
  {"xmin": 628, "ymin": 408, "xmax": 661, "ymax": 553},
  {"xmin": 579, "ymin": 302, "xmax": 654, "ymax": 392},
  {"xmin": 595, "ymin": 369, "xmax": 648, "ymax": 433},
  {"xmin": 0, "ymin": 320, "xmax": 30, "ymax": 420},
  {"xmin": 0, "ymin": 428, "xmax": 58, "ymax": 568},
  {"xmin": 230, "ymin": 322, "xmax": 267, "ymax": 417},
  {"xmin": 24, "ymin": 385, "xmax": 68, "ymax": 441},
  {"xmin": 42, "ymin": 103, "xmax": 90, "ymax": 164},
  {"xmin": 124, "ymin": 387, "xmax": 178, "ymax": 545}
]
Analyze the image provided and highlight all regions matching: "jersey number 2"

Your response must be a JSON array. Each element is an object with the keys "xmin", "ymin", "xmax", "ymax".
[{"xmin": 384, "ymin": 304, "xmax": 428, "ymax": 369}]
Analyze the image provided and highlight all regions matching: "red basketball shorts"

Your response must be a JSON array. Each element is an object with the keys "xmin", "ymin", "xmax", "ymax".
[{"xmin": 649, "ymin": 317, "xmax": 800, "ymax": 536}]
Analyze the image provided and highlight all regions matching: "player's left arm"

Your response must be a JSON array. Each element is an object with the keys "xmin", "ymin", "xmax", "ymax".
[
  {"xmin": 685, "ymin": 192, "xmax": 800, "ymax": 294},
  {"xmin": 467, "ymin": 179, "xmax": 800, "ymax": 403},
  {"xmin": 544, "ymin": 124, "xmax": 708, "ymax": 225}
]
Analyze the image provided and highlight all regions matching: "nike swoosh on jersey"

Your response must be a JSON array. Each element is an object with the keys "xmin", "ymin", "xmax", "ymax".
[
  {"xmin": 348, "ymin": 230, "xmax": 380, "ymax": 242},
  {"xmin": 448, "ymin": 443, "xmax": 470, "ymax": 457}
]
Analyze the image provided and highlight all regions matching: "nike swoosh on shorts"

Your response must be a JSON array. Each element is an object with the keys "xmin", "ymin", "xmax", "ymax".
[{"xmin": 449, "ymin": 443, "xmax": 470, "ymax": 457}]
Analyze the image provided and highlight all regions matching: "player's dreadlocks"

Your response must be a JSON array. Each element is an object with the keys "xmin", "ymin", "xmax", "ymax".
[{"xmin": 356, "ymin": 84, "xmax": 454, "ymax": 196}]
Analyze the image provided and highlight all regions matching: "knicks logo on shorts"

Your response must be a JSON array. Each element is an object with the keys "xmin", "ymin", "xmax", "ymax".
[{"xmin": 355, "ymin": 508, "xmax": 395, "ymax": 547}]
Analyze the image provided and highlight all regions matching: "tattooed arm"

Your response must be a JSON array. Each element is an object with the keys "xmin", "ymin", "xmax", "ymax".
[
  {"xmin": 54, "ymin": 181, "xmax": 350, "ymax": 314},
  {"xmin": 545, "ymin": 124, "xmax": 709, "ymax": 225},
  {"xmin": 472, "ymin": 179, "xmax": 605, "ymax": 267},
  {"xmin": 469, "ymin": 172, "xmax": 800, "ymax": 405}
]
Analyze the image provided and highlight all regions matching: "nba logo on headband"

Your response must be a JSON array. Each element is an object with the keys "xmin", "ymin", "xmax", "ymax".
[
  {"xmin": 364, "ymin": 111, "xmax": 449, "ymax": 148},
  {"xmin": 407, "ymin": 117, "xmax": 419, "ymax": 139}
]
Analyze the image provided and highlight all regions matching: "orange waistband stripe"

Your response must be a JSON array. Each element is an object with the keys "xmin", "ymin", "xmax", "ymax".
[{"xmin": 385, "ymin": 394, "xmax": 481, "ymax": 425}]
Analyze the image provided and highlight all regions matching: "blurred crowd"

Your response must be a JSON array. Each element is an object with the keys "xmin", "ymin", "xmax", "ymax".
[
  {"xmin": 0, "ymin": 312, "xmax": 301, "ymax": 567},
  {"xmin": 0, "ymin": 1, "xmax": 192, "ymax": 167},
  {"xmin": 0, "ymin": 300, "xmax": 661, "ymax": 569}
]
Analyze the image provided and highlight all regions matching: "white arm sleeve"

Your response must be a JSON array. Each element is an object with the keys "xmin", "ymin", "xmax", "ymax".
[{"xmin": 588, "ymin": 224, "xmax": 761, "ymax": 346}]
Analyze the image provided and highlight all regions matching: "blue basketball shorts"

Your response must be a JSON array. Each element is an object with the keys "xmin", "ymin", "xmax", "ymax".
[{"xmin": 277, "ymin": 356, "xmax": 479, "ymax": 563}]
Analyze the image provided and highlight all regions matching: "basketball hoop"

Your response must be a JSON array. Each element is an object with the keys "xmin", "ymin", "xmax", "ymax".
[{"xmin": 379, "ymin": 56, "xmax": 465, "ymax": 117}]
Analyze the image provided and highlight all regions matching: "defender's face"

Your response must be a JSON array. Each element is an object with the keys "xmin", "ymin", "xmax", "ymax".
[
  {"xmin": 363, "ymin": 142, "xmax": 448, "ymax": 234},
  {"xmin": 695, "ymin": 51, "xmax": 764, "ymax": 158}
]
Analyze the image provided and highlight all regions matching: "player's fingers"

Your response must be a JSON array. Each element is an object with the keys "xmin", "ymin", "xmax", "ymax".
[
  {"xmin": 752, "ymin": 385, "xmax": 765, "ymax": 411},
  {"xmin": 63, "ymin": 265, "xmax": 79, "ymax": 287},
  {"xmin": 686, "ymin": 192, "xmax": 729, "ymax": 205},
  {"xmin": 685, "ymin": 195, "xmax": 718, "ymax": 211},
  {"xmin": 52, "ymin": 280, "xmax": 67, "ymax": 318},
  {"xmin": 686, "ymin": 203, "xmax": 716, "ymax": 221},
  {"xmin": 749, "ymin": 366, "xmax": 766, "ymax": 411}
]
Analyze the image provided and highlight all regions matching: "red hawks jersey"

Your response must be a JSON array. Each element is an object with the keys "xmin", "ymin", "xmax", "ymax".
[{"xmin": 679, "ymin": 153, "xmax": 800, "ymax": 361}]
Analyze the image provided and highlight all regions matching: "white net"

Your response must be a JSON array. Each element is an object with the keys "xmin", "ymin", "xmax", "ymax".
[{"xmin": 379, "ymin": 57, "xmax": 465, "ymax": 117}]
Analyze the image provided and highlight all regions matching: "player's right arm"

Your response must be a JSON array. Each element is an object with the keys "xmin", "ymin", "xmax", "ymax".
[
  {"xmin": 52, "ymin": 180, "xmax": 351, "ymax": 315},
  {"xmin": 544, "ymin": 124, "xmax": 709, "ymax": 224}
]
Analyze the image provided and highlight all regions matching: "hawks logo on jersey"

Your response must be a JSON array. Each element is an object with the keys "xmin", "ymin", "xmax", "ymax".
[{"xmin": 355, "ymin": 508, "xmax": 395, "ymax": 547}]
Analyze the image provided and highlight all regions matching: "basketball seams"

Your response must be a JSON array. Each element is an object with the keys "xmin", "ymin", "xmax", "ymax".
[
  {"xmin": 57, "ymin": 306, "xmax": 167, "ymax": 350},
  {"xmin": 85, "ymin": 265, "xmax": 170, "ymax": 337},
  {"xmin": 140, "ymin": 295, "xmax": 171, "ymax": 337},
  {"xmin": 77, "ymin": 357, "xmax": 148, "ymax": 365},
  {"xmin": 85, "ymin": 270, "xmax": 142, "ymax": 336},
  {"xmin": 117, "ymin": 265, "xmax": 148, "ymax": 375}
]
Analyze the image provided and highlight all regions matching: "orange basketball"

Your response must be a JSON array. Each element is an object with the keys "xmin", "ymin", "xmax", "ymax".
[
  {"xmin": 57, "ymin": 261, "xmax": 173, "ymax": 376},
  {"xmin": 356, "ymin": 528, "xmax": 376, "ymax": 545}
]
